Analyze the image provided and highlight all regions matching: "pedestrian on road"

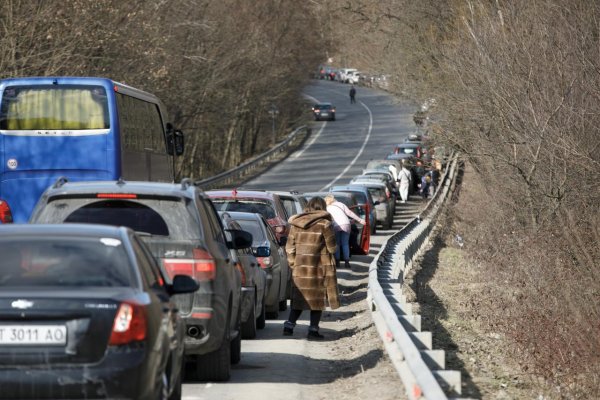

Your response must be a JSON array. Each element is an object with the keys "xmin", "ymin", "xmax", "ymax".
[
  {"xmin": 325, "ymin": 195, "xmax": 365, "ymax": 269},
  {"xmin": 284, "ymin": 196, "xmax": 339, "ymax": 340},
  {"xmin": 398, "ymin": 160, "xmax": 412, "ymax": 203},
  {"xmin": 420, "ymin": 174, "xmax": 431, "ymax": 201},
  {"xmin": 349, "ymin": 86, "xmax": 356, "ymax": 104}
]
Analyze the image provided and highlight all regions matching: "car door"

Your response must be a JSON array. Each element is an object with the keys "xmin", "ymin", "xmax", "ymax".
[{"xmin": 262, "ymin": 217, "xmax": 288, "ymax": 301}]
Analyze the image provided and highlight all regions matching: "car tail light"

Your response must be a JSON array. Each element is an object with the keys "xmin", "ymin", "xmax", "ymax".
[
  {"xmin": 109, "ymin": 302, "xmax": 147, "ymax": 345},
  {"xmin": 162, "ymin": 248, "xmax": 216, "ymax": 282},
  {"xmin": 235, "ymin": 261, "xmax": 246, "ymax": 286},
  {"xmin": 0, "ymin": 200, "xmax": 13, "ymax": 223},
  {"xmin": 256, "ymin": 256, "xmax": 272, "ymax": 269},
  {"xmin": 385, "ymin": 188, "xmax": 391, "ymax": 198}
]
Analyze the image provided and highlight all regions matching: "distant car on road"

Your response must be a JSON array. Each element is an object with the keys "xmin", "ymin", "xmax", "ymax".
[
  {"xmin": 312, "ymin": 102, "xmax": 336, "ymax": 121},
  {"xmin": 29, "ymin": 178, "xmax": 250, "ymax": 382},
  {"xmin": 0, "ymin": 223, "xmax": 198, "ymax": 400}
]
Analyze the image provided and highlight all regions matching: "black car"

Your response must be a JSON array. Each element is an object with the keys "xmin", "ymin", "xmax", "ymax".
[
  {"xmin": 0, "ymin": 224, "xmax": 198, "ymax": 400},
  {"xmin": 312, "ymin": 102, "xmax": 336, "ymax": 121},
  {"xmin": 30, "ymin": 178, "xmax": 251, "ymax": 382}
]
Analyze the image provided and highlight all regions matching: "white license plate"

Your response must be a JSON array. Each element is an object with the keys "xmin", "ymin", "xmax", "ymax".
[
  {"xmin": 0, "ymin": 325, "xmax": 67, "ymax": 346},
  {"xmin": 320, "ymin": 112, "xmax": 329, "ymax": 116}
]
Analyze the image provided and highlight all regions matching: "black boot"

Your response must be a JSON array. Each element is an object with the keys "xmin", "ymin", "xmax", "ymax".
[
  {"xmin": 344, "ymin": 260, "xmax": 351, "ymax": 269},
  {"xmin": 307, "ymin": 327, "xmax": 324, "ymax": 340},
  {"xmin": 335, "ymin": 259, "xmax": 340, "ymax": 270},
  {"xmin": 283, "ymin": 320, "xmax": 295, "ymax": 336}
]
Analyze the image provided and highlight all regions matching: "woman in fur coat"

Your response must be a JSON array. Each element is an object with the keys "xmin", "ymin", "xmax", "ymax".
[{"xmin": 283, "ymin": 196, "xmax": 339, "ymax": 339}]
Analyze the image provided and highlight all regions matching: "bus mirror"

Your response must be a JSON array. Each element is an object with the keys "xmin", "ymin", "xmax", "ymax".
[{"xmin": 174, "ymin": 130, "xmax": 184, "ymax": 156}]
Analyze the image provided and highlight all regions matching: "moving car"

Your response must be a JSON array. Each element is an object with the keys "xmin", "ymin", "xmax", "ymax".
[
  {"xmin": 0, "ymin": 224, "xmax": 198, "ymax": 400},
  {"xmin": 29, "ymin": 178, "xmax": 249, "ymax": 382},
  {"xmin": 219, "ymin": 212, "xmax": 268, "ymax": 339},
  {"xmin": 312, "ymin": 102, "xmax": 336, "ymax": 121},
  {"xmin": 221, "ymin": 211, "xmax": 291, "ymax": 319}
]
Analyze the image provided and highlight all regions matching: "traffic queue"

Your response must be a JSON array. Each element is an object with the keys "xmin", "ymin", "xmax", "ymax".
[{"xmin": 0, "ymin": 130, "xmax": 439, "ymax": 399}]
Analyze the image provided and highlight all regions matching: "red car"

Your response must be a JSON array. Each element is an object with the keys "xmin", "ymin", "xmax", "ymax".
[{"xmin": 207, "ymin": 189, "xmax": 290, "ymax": 244}]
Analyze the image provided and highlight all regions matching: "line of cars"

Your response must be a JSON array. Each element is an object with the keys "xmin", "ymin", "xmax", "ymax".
[{"xmin": 0, "ymin": 140, "xmax": 423, "ymax": 397}]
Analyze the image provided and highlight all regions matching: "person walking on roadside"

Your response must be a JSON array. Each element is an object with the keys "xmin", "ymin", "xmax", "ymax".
[
  {"xmin": 283, "ymin": 197, "xmax": 339, "ymax": 340},
  {"xmin": 349, "ymin": 86, "xmax": 356, "ymax": 104},
  {"xmin": 324, "ymin": 195, "xmax": 365, "ymax": 269},
  {"xmin": 398, "ymin": 160, "xmax": 412, "ymax": 203},
  {"xmin": 420, "ymin": 173, "xmax": 431, "ymax": 201}
]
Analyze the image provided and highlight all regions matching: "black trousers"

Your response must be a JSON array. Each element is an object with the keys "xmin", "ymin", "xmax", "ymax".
[{"xmin": 287, "ymin": 309, "xmax": 322, "ymax": 328}]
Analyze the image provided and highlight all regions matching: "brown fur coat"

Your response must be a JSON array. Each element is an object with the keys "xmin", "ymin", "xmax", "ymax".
[{"xmin": 286, "ymin": 210, "xmax": 340, "ymax": 310}]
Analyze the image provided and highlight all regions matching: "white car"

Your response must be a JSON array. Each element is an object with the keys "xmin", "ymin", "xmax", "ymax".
[
  {"xmin": 347, "ymin": 71, "xmax": 361, "ymax": 84},
  {"xmin": 337, "ymin": 68, "xmax": 358, "ymax": 83}
]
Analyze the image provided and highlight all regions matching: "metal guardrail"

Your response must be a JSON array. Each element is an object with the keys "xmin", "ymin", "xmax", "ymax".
[
  {"xmin": 367, "ymin": 156, "xmax": 461, "ymax": 399},
  {"xmin": 195, "ymin": 125, "xmax": 310, "ymax": 190}
]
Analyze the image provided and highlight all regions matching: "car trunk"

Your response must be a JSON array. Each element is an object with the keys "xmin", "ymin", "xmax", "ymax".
[{"xmin": 0, "ymin": 289, "xmax": 133, "ymax": 365}]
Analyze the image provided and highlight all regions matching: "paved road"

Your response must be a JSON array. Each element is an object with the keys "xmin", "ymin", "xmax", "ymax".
[{"xmin": 183, "ymin": 80, "xmax": 418, "ymax": 399}]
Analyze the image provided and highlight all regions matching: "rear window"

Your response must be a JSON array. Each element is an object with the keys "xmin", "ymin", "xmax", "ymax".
[
  {"xmin": 0, "ymin": 237, "xmax": 133, "ymax": 287},
  {"xmin": 33, "ymin": 197, "xmax": 202, "ymax": 240},
  {"xmin": 211, "ymin": 199, "xmax": 277, "ymax": 220},
  {"xmin": 234, "ymin": 219, "xmax": 267, "ymax": 246},
  {"xmin": 0, "ymin": 85, "xmax": 109, "ymax": 130},
  {"xmin": 367, "ymin": 188, "xmax": 386, "ymax": 201}
]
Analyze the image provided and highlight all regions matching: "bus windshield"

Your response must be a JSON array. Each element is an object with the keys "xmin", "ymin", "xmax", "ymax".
[{"xmin": 0, "ymin": 85, "xmax": 109, "ymax": 131}]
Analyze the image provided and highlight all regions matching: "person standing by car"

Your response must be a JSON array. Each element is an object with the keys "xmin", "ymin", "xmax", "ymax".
[
  {"xmin": 324, "ymin": 195, "xmax": 365, "ymax": 269},
  {"xmin": 398, "ymin": 160, "xmax": 412, "ymax": 203},
  {"xmin": 349, "ymin": 86, "xmax": 356, "ymax": 104},
  {"xmin": 283, "ymin": 197, "xmax": 339, "ymax": 340}
]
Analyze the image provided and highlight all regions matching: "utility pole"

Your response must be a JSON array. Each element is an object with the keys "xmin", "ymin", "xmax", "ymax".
[{"xmin": 269, "ymin": 103, "xmax": 279, "ymax": 143}]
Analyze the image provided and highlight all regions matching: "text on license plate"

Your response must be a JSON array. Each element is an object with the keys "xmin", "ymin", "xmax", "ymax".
[
  {"xmin": 0, "ymin": 325, "xmax": 67, "ymax": 345},
  {"xmin": 321, "ymin": 112, "xmax": 329, "ymax": 116}
]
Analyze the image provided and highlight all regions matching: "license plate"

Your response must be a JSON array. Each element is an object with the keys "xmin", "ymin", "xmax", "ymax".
[
  {"xmin": 0, "ymin": 325, "xmax": 67, "ymax": 346},
  {"xmin": 321, "ymin": 112, "xmax": 329, "ymax": 116}
]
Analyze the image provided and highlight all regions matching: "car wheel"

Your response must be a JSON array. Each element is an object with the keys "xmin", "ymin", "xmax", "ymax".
[
  {"xmin": 265, "ymin": 304, "xmax": 279, "ymax": 319},
  {"xmin": 157, "ymin": 371, "xmax": 169, "ymax": 400},
  {"xmin": 278, "ymin": 299, "xmax": 287, "ymax": 312},
  {"xmin": 194, "ymin": 318, "xmax": 231, "ymax": 381},
  {"xmin": 230, "ymin": 329, "xmax": 241, "ymax": 365},
  {"xmin": 241, "ymin": 301, "xmax": 257, "ymax": 339},
  {"xmin": 256, "ymin": 296, "xmax": 266, "ymax": 329},
  {"xmin": 168, "ymin": 368, "xmax": 182, "ymax": 400}
]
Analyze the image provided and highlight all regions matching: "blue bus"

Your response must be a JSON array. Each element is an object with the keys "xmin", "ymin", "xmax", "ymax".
[{"xmin": 0, "ymin": 77, "xmax": 184, "ymax": 223}]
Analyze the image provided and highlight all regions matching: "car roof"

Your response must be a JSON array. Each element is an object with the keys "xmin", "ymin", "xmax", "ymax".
[
  {"xmin": 385, "ymin": 153, "xmax": 415, "ymax": 160},
  {"xmin": 0, "ymin": 223, "xmax": 130, "ymax": 238},
  {"xmin": 348, "ymin": 180, "xmax": 387, "ymax": 189},
  {"xmin": 396, "ymin": 143, "xmax": 420, "ymax": 148},
  {"xmin": 41, "ymin": 179, "xmax": 200, "ymax": 199},
  {"xmin": 207, "ymin": 189, "xmax": 278, "ymax": 200}
]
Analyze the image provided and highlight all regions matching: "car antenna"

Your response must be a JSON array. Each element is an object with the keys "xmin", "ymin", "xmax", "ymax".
[{"xmin": 116, "ymin": 177, "xmax": 126, "ymax": 186}]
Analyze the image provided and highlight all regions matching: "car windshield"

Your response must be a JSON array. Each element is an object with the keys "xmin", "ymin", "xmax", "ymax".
[
  {"xmin": 0, "ymin": 237, "xmax": 133, "ymax": 287},
  {"xmin": 234, "ymin": 219, "xmax": 267, "ymax": 246},
  {"xmin": 315, "ymin": 104, "xmax": 331, "ymax": 110},
  {"xmin": 367, "ymin": 188, "xmax": 386, "ymax": 201},
  {"xmin": 211, "ymin": 199, "xmax": 277, "ymax": 220}
]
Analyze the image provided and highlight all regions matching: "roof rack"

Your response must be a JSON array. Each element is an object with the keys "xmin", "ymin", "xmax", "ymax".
[{"xmin": 52, "ymin": 176, "xmax": 68, "ymax": 189}]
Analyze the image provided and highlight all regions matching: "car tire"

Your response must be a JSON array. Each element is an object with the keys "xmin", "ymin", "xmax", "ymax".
[
  {"xmin": 194, "ymin": 320, "xmax": 231, "ymax": 382},
  {"xmin": 256, "ymin": 296, "xmax": 266, "ymax": 329},
  {"xmin": 168, "ymin": 368, "xmax": 182, "ymax": 400},
  {"xmin": 230, "ymin": 330, "xmax": 241, "ymax": 365},
  {"xmin": 278, "ymin": 299, "xmax": 287, "ymax": 312},
  {"xmin": 241, "ymin": 301, "xmax": 257, "ymax": 339},
  {"xmin": 265, "ymin": 304, "xmax": 278, "ymax": 319}
]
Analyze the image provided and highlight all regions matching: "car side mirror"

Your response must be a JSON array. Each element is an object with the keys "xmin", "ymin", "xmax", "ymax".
[
  {"xmin": 166, "ymin": 124, "xmax": 185, "ymax": 156},
  {"xmin": 254, "ymin": 246, "xmax": 271, "ymax": 257},
  {"xmin": 227, "ymin": 229, "xmax": 253, "ymax": 249},
  {"xmin": 168, "ymin": 274, "xmax": 199, "ymax": 295},
  {"xmin": 174, "ymin": 129, "xmax": 184, "ymax": 156}
]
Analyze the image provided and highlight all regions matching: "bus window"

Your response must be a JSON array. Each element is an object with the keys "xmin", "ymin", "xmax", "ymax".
[{"xmin": 0, "ymin": 86, "xmax": 109, "ymax": 131}]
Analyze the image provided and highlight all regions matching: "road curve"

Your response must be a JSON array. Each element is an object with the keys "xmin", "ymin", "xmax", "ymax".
[{"xmin": 183, "ymin": 80, "xmax": 417, "ymax": 400}]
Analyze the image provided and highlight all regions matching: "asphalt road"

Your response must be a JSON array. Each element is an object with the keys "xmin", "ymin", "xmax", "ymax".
[{"xmin": 182, "ymin": 80, "xmax": 418, "ymax": 399}]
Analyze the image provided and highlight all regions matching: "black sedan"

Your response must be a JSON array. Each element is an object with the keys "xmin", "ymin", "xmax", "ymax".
[
  {"xmin": 312, "ymin": 102, "xmax": 336, "ymax": 121},
  {"xmin": 0, "ymin": 224, "xmax": 198, "ymax": 400}
]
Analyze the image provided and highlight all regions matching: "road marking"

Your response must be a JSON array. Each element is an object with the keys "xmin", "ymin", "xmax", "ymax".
[
  {"xmin": 319, "ymin": 100, "xmax": 373, "ymax": 191},
  {"xmin": 293, "ymin": 94, "xmax": 327, "ymax": 159}
]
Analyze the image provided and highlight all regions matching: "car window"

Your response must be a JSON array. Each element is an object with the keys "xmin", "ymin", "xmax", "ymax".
[
  {"xmin": 211, "ymin": 199, "xmax": 277, "ymax": 220},
  {"xmin": 131, "ymin": 235, "xmax": 164, "ymax": 289},
  {"xmin": 0, "ymin": 237, "xmax": 133, "ymax": 287},
  {"xmin": 64, "ymin": 200, "xmax": 169, "ymax": 236},
  {"xmin": 235, "ymin": 219, "xmax": 267, "ymax": 246},
  {"xmin": 279, "ymin": 197, "xmax": 297, "ymax": 219},
  {"xmin": 201, "ymin": 199, "xmax": 227, "ymax": 245}
]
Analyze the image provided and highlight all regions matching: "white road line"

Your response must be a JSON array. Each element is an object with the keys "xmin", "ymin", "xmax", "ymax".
[
  {"xmin": 293, "ymin": 93, "xmax": 327, "ymax": 159},
  {"xmin": 319, "ymin": 100, "xmax": 373, "ymax": 191}
]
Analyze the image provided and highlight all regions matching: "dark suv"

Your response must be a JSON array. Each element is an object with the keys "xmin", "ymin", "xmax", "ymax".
[{"xmin": 29, "ymin": 178, "xmax": 251, "ymax": 382}]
